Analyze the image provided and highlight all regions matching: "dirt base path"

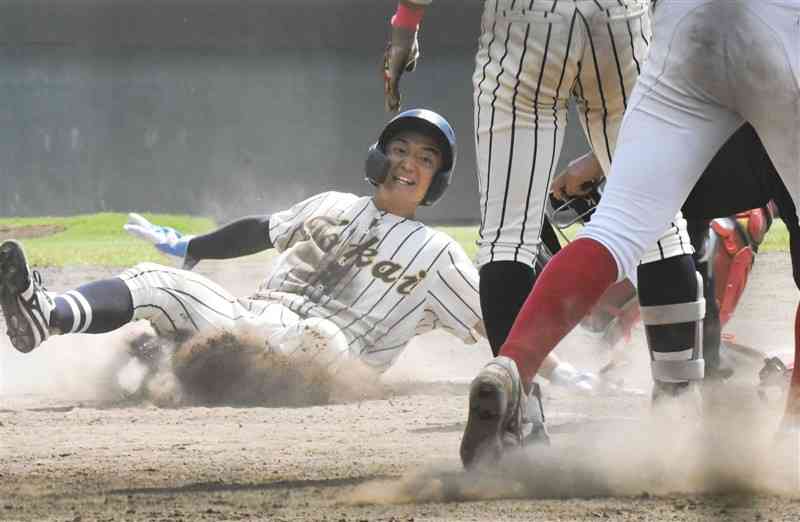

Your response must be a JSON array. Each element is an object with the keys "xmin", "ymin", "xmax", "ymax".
[{"xmin": 1, "ymin": 253, "xmax": 799, "ymax": 521}]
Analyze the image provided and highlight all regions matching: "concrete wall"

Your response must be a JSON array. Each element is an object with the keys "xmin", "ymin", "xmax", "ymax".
[{"xmin": 0, "ymin": 0, "xmax": 588, "ymax": 223}]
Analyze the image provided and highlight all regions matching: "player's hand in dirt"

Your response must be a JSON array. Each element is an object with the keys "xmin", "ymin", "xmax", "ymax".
[
  {"xmin": 124, "ymin": 213, "xmax": 198, "ymax": 270},
  {"xmin": 383, "ymin": 25, "xmax": 420, "ymax": 113},
  {"xmin": 550, "ymin": 152, "xmax": 605, "ymax": 201}
]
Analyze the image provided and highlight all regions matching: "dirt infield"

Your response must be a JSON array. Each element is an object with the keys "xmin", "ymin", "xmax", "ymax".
[
  {"xmin": 1, "ymin": 253, "xmax": 799, "ymax": 521},
  {"xmin": 0, "ymin": 224, "xmax": 65, "ymax": 241}
]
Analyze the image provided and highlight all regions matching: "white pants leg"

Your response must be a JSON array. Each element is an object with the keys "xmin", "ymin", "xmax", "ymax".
[{"xmin": 576, "ymin": 0, "xmax": 800, "ymax": 280}]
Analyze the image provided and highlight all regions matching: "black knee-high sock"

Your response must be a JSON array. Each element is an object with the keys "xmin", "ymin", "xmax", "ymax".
[
  {"xmin": 51, "ymin": 278, "xmax": 134, "ymax": 334},
  {"xmin": 479, "ymin": 261, "xmax": 537, "ymax": 356}
]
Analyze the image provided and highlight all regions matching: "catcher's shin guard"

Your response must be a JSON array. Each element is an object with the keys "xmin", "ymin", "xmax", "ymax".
[
  {"xmin": 688, "ymin": 219, "xmax": 730, "ymax": 378},
  {"xmin": 639, "ymin": 262, "xmax": 706, "ymax": 384},
  {"xmin": 711, "ymin": 217, "xmax": 755, "ymax": 327}
]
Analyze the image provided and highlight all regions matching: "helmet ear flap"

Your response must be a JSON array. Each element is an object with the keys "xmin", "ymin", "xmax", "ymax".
[{"xmin": 365, "ymin": 143, "xmax": 391, "ymax": 186}]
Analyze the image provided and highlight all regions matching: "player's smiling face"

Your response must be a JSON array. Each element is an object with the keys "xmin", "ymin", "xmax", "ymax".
[{"xmin": 380, "ymin": 131, "xmax": 443, "ymax": 212}]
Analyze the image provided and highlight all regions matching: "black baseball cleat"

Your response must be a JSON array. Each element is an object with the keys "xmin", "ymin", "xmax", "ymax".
[
  {"xmin": 0, "ymin": 240, "xmax": 54, "ymax": 353},
  {"xmin": 460, "ymin": 356, "xmax": 531, "ymax": 469}
]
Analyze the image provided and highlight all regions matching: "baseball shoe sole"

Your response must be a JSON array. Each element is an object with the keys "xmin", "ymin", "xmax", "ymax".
[
  {"xmin": 0, "ymin": 240, "xmax": 50, "ymax": 352},
  {"xmin": 460, "ymin": 372, "xmax": 510, "ymax": 469}
]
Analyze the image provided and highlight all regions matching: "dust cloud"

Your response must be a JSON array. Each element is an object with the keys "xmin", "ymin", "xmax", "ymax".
[
  {"xmin": 0, "ymin": 319, "xmax": 389, "ymax": 408},
  {"xmin": 0, "ymin": 321, "xmax": 156, "ymax": 403},
  {"xmin": 346, "ymin": 383, "xmax": 800, "ymax": 504}
]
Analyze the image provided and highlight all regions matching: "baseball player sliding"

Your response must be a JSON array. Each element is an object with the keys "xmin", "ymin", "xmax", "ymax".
[
  {"xmin": 0, "ymin": 109, "xmax": 593, "ymax": 410},
  {"xmin": 459, "ymin": 0, "xmax": 800, "ymax": 467}
]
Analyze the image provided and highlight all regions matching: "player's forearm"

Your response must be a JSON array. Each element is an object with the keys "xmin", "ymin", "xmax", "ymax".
[{"xmin": 186, "ymin": 215, "xmax": 273, "ymax": 261}]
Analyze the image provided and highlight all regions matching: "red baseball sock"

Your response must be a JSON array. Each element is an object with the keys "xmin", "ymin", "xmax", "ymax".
[
  {"xmin": 786, "ymin": 301, "xmax": 800, "ymax": 419},
  {"xmin": 500, "ymin": 238, "xmax": 618, "ymax": 385}
]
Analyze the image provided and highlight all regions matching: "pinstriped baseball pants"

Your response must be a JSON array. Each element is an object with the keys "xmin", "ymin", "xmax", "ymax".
[
  {"xmin": 119, "ymin": 263, "xmax": 352, "ymax": 369},
  {"xmin": 474, "ymin": 0, "xmax": 692, "ymax": 269}
]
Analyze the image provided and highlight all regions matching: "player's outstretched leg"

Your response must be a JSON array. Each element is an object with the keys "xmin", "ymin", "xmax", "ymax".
[
  {"xmin": 0, "ymin": 240, "xmax": 143, "ymax": 353},
  {"xmin": 0, "ymin": 240, "xmax": 55, "ymax": 353},
  {"xmin": 460, "ymin": 355, "xmax": 547, "ymax": 468}
]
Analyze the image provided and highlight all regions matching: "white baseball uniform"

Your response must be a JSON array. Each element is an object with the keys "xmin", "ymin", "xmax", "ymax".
[
  {"xmin": 581, "ymin": 0, "xmax": 800, "ymax": 280},
  {"xmin": 120, "ymin": 192, "xmax": 483, "ymax": 372},
  {"xmin": 471, "ymin": 0, "xmax": 692, "ymax": 269}
]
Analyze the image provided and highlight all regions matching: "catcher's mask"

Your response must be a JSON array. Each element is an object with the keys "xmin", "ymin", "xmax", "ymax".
[
  {"xmin": 365, "ymin": 108, "xmax": 457, "ymax": 206},
  {"xmin": 546, "ymin": 178, "xmax": 606, "ymax": 230}
]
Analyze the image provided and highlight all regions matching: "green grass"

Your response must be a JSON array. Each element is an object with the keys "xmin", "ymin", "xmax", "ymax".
[
  {"xmin": 0, "ymin": 213, "xmax": 215, "ymax": 267},
  {"xmin": 760, "ymin": 219, "xmax": 789, "ymax": 252},
  {"xmin": 0, "ymin": 214, "xmax": 790, "ymax": 268}
]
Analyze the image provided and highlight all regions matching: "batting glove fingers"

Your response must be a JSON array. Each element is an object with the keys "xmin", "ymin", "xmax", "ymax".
[
  {"xmin": 124, "ymin": 213, "xmax": 194, "ymax": 261},
  {"xmin": 383, "ymin": 26, "xmax": 419, "ymax": 113}
]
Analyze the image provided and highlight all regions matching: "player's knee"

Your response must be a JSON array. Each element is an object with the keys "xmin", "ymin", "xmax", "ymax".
[
  {"xmin": 290, "ymin": 318, "xmax": 350, "ymax": 369},
  {"xmin": 637, "ymin": 254, "xmax": 698, "ymax": 305},
  {"xmin": 121, "ymin": 262, "xmax": 173, "ymax": 281}
]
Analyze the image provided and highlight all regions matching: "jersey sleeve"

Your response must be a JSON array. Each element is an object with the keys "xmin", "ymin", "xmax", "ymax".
[
  {"xmin": 424, "ymin": 241, "xmax": 483, "ymax": 344},
  {"xmin": 267, "ymin": 192, "xmax": 339, "ymax": 252}
]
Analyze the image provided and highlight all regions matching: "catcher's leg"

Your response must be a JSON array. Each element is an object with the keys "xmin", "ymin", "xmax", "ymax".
[{"xmin": 637, "ymin": 254, "xmax": 705, "ymax": 404}]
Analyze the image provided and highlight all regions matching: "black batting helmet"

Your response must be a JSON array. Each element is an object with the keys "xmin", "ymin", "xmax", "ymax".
[{"xmin": 365, "ymin": 108, "xmax": 457, "ymax": 206}]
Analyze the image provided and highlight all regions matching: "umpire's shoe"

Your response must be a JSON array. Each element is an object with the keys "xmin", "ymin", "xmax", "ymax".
[
  {"xmin": 460, "ymin": 356, "xmax": 546, "ymax": 468},
  {"xmin": 0, "ymin": 240, "xmax": 54, "ymax": 353}
]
